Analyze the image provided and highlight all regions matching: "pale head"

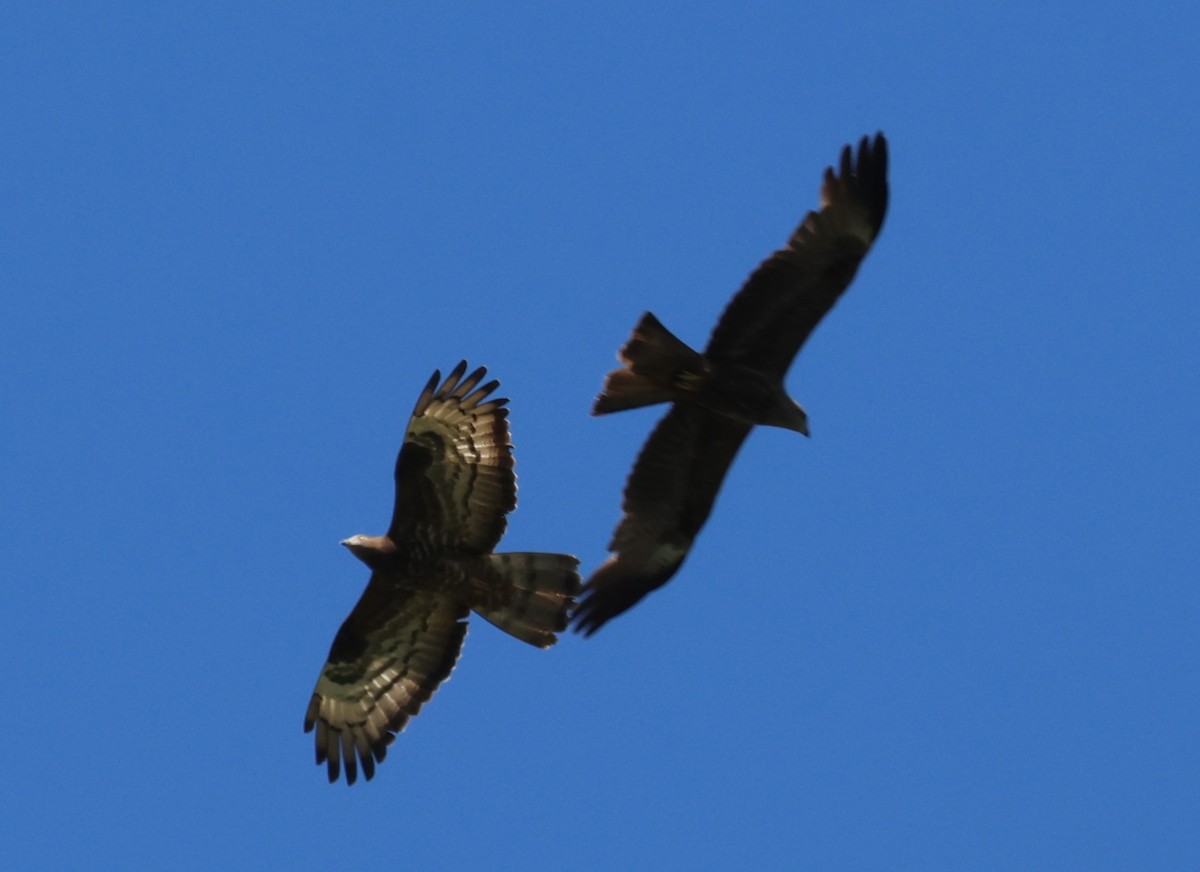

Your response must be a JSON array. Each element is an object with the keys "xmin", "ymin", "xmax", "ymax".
[{"xmin": 340, "ymin": 534, "xmax": 393, "ymax": 566}]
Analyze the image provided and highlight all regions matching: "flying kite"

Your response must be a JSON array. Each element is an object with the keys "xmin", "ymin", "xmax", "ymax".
[
  {"xmin": 573, "ymin": 133, "xmax": 889, "ymax": 635},
  {"xmin": 305, "ymin": 361, "xmax": 581, "ymax": 783}
]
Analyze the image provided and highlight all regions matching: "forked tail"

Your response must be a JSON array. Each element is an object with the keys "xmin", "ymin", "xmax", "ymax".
[
  {"xmin": 473, "ymin": 553, "xmax": 582, "ymax": 647},
  {"xmin": 593, "ymin": 312, "xmax": 705, "ymax": 415}
]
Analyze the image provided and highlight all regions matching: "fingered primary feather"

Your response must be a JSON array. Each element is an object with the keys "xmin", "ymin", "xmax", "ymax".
[
  {"xmin": 305, "ymin": 589, "xmax": 469, "ymax": 785},
  {"xmin": 389, "ymin": 361, "xmax": 517, "ymax": 552}
]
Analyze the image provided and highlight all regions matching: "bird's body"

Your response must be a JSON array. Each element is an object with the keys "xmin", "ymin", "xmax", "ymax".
[
  {"xmin": 305, "ymin": 362, "xmax": 580, "ymax": 784},
  {"xmin": 595, "ymin": 312, "xmax": 810, "ymax": 433},
  {"xmin": 573, "ymin": 133, "xmax": 890, "ymax": 635}
]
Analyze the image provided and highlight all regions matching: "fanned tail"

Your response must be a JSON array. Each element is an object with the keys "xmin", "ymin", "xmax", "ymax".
[
  {"xmin": 473, "ymin": 552, "xmax": 582, "ymax": 647},
  {"xmin": 593, "ymin": 312, "xmax": 705, "ymax": 415}
]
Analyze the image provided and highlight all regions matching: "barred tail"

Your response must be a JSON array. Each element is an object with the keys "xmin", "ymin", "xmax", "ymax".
[
  {"xmin": 473, "ymin": 553, "xmax": 582, "ymax": 648},
  {"xmin": 592, "ymin": 312, "xmax": 704, "ymax": 415}
]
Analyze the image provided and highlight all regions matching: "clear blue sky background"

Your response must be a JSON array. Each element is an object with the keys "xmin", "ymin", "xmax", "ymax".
[{"xmin": 3, "ymin": 3, "xmax": 1197, "ymax": 869}]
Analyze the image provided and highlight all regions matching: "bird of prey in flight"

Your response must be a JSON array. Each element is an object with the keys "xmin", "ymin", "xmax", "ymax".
[
  {"xmin": 305, "ymin": 361, "xmax": 581, "ymax": 783},
  {"xmin": 573, "ymin": 133, "xmax": 889, "ymax": 635}
]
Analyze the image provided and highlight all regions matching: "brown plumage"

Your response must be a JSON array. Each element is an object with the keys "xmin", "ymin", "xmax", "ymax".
[
  {"xmin": 574, "ymin": 133, "xmax": 889, "ymax": 635},
  {"xmin": 304, "ymin": 361, "xmax": 581, "ymax": 784}
]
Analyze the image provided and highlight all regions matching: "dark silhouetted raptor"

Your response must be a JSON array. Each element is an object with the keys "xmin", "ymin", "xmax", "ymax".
[{"xmin": 574, "ymin": 133, "xmax": 889, "ymax": 635}]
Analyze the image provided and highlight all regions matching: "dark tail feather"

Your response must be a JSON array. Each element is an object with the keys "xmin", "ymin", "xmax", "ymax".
[
  {"xmin": 593, "ymin": 369, "xmax": 679, "ymax": 414},
  {"xmin": 593, "ymin": 312, "xmax": 704, "ymax": 415},
  {"xmin": 474, "ymin": 553, "xmax": 581, "ymax": 648}
]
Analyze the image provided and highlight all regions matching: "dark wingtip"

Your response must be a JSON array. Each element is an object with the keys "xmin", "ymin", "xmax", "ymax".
[
  {"xmin": 844, "ymin": 131, "xmax": 889, "ymax": 236},
  {"xmin": 570, "ymin": 575, "xmax": 612, "ymax": 636},
  {"xmin": 411, "ymin": 360, "xmax": 513, "ymax": 416},
  {"xmin": 571, "ymin": 558, "xmax": 666, "ymax": 637},
  {"xmin": 570, "ymin": 594, "xmax": 610, "ymax": 637},
  {"xmin": 571, "ymin": 591, "xmax": 632, "ymax": 637},
  {"xmin": 447, "ymin": 359, "xmax": 469, "ymax": 384}
]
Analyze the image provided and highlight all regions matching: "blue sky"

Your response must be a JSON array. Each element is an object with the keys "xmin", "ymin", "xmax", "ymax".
[{"xmin": 3, "ymin": 3, "xmax": 1197, "ymax": 869}]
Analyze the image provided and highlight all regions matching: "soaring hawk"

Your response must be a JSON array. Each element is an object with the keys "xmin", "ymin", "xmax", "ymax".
[
  {"xmin": 574, "ymin": 133, "xmax": 889, "ymax": 635},
  {"xmin": 305, "ymin": 362, "xmax": 580, "ymax": 783}
]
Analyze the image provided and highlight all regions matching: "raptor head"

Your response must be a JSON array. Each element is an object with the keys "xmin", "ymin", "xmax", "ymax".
[
  {"xmin": 768, "ymin": 395, "xmax": 810, "ymax": 436},
  {"xmin": 340, "ymin": 534, "xmax": 392, "ymax": 567}
]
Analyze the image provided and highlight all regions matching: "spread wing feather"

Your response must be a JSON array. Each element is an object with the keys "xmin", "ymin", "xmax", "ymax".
[
  {"xmin": 573, "ymin": 404, "xmax": 752, "ymax": 635},
  {"xmin": 304, "ymin": 582, "xmax": 469, "ymax": 785},
  {"xmin": 387, "ymin": 361, "xmax": 516, "ymax": 553},
  {"xmin": 705, "ymin": 133, "xmax": 889, "ymax": 375}
]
